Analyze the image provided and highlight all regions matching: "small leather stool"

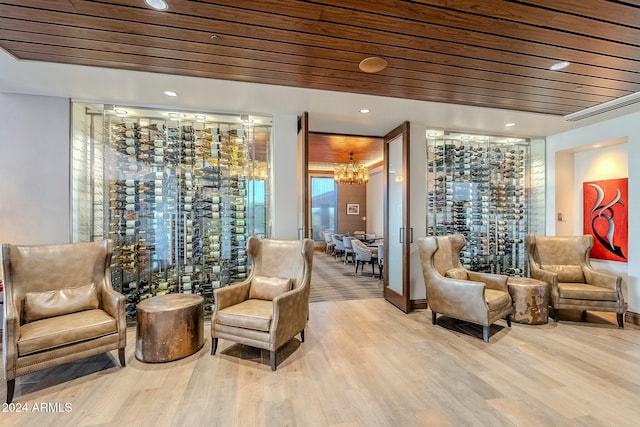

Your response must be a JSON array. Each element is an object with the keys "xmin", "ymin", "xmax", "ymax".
[
  {"xmin": 136, "ymin": 294, "xmax": 204, "ymax": 363},
  {"xmin": 507, "ymin": 277, "xmax": 549, "ymax": 325}
]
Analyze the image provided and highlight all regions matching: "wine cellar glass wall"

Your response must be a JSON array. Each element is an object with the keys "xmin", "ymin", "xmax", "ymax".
[
  {"xmin": 72, "ymin": 103, "xmax": 272, "ymax": 318},
  {"xmin": 426, "ymin": 131, "xmax": 545, "ymax": 277}
]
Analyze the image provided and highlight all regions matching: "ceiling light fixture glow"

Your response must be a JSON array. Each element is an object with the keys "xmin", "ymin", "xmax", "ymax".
[
  {"xmin": 334, "ymin": 153, "xmax": 369, "ymax": 185},
  {"xmin": 163, "ymin": 90, "xmax": 177, "ymax": 97},
  {"xmin": 359, "ymin": 56, "xmax": 388, "ymax": 73},
  {"xmin": 114, "ymin": 108, "xmax": 127, "ymax": 115},
  {"xmin": 168, "ymin": 112, "xmax": 180, "ymax": 119},
  {"xmin": 145, "ymin": 0, "xmax": 168, "ymax": 11},
  {"xmin": 359, "ymin": 108, "xmax": 370, "ymax": 114},
  {"xmin": 550, "ymin": 61, "xmax": 570, "ymax": 71},
  {"xmin": 505, "ymin": 122, "xmax": 515, "ymax": 127}
]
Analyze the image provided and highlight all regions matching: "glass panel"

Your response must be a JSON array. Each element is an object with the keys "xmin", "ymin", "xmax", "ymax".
[
  {"xmin": 426, "ymin": 131, "xmax": 543, "ymax": 276},
  {"xmin": 71, "ymin": 103, "xmax": 272, "ymax": 318},
  {"xmin": 387, "ymin": 134, "xmax": 404, "ymax": 294},
  {"xmin": 310, "ymin": 176, "xmax": 337, "ymax": 241}
]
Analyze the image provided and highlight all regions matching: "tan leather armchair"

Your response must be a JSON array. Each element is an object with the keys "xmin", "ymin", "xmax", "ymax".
[
  {"xmin": 1, "ymin": 240, "xmax": 126, "ymax": 403},
  {"xmin": 418, "ymin": 235, "xmax": 513, "ymax": 342},
  {"xmin": 211, "ymin": 237, "xmax": 314, "ymax": 370},
  {"xmin": 525, "ymin": 234, "xmax": 625, "ymax": 327}
]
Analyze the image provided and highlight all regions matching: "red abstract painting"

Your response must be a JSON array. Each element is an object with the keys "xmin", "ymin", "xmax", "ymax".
[{"xmin": 583, "ymin": 177, "xmax": 628, "ymax": 262}]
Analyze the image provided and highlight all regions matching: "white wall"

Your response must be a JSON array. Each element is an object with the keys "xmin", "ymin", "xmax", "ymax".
[
  {"xmin": 0, "ymin": 93, "xmax": 70, "ymax": 245},
  {"xmin": 547, "ymin": 111, "xmax": 640, "ymax": 314},
  {"xmin": 270, "ymin": 113, "xmax": 299, "ymax": 239}
]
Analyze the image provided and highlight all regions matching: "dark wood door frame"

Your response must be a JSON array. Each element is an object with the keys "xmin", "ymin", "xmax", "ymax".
[{"xmin": 383, "ymin": 121, "xmax": 411, "ymax": 313}]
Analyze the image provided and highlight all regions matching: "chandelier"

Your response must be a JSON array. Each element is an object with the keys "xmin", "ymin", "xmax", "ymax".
[{"xmin": 334, "ymin": 152, "xmax": 369, "ymax": 185}]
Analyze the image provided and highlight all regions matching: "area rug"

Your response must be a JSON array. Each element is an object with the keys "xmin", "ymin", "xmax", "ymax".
[{"xmin": 310, "ymin": 250, "xmax": 383, "ymax": 303}]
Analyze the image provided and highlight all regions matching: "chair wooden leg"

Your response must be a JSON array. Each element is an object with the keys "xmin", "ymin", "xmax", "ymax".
[
  {"xmin": 300, "ymin": 329, "xmax": 305, "ymax": 342},
  {"xmin": 6, "ymin": 379, "xmax": 15, "ymax": 404},
  {"xmin": 211, "ymin": 337, "xmax": 218, "ymax": 355},
  {"xmin": 431, "ymin": 311, "xmax": 437, "ymax": 325},
  {"xmin": 506, "ymin": 314, "xmax": 512, "ymax": 328},
  {"xmin": 118, "ymin": 347, "xmax": 126, "ymax": 367},
  {"xmin": 270, "ymin": 350, "xmax": 277, "ymax": 371},
  {"xmin": 617, "ymin": 313, "xmax": 624, "ymax": 328},
  {"xmin": 482, "ymin": 326, "xmax": 489, "ymax": 343}
]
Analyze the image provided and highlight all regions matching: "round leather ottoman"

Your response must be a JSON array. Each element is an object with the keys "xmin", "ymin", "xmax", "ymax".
[
  {"xmin": 507, "ymin": 277, "xmax": 549, "ymax": 325},
  {"xmin": 136, "ymin": 294, "xmax": 204, "ymax": 363}
]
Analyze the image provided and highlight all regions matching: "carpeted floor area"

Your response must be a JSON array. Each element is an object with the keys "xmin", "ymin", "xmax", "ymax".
[{"xmin": 310, "ymin": 249, "xmax": 383, "ymax": 303}]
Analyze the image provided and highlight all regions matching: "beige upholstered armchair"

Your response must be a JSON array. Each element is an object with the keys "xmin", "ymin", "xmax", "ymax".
[
  {"xmin": 211, "ymin": 237, "xmax": 314, "ymax": 370},
  {"xmin": 1, "ymin": 240, "xmax": 126, "ymax": 403},
  {"xmin": 418, "ymin": 235, "xmax": 513, "ymax": 342},
  {"xmin": 525, "ymin": 235, "xmax": 625, "ymax": 327}
]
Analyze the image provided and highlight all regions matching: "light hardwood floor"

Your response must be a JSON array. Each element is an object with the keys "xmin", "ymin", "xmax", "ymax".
[{"xmin": 2, "ymin": 299, "xmax": 640, "ymax": 426}]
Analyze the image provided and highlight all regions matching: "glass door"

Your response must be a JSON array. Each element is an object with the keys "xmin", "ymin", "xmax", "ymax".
[{"xmin": 384, "ymin": 122, "xmax": 411, "ymax": 313}]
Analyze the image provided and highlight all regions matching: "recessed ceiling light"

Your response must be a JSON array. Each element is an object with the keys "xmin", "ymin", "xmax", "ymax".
[
  {"xmin": 359, "ymin": 108, "xmax": 370, "ymax": 114},
  {"xmin": 505, "ymin": 122, "xmax": 516, "ymax": 127},
  {"xmin": 114, "ymin": 108, "xmax": 127, "ymax": 115},
  {"xmin": 427, "ymin": 132, "xmax": 439, "ymax": 137},
  {"xmin": 163, "ymin": 90, "xmax": 177, "ymax": 97},
  {"xmin": 550, "ymin": 61, "xmax": 570, "ymax": 71},
  {"xmin": 593, "ymin": 144, "xmax": 601, "ymax": 148},
  {"xmin": 359, "ymin": 57, "xmax": 388, "ymax": 73},
  {"xmin": 194, "ymin": 114, "xmax": 206, "ymax": 120},
  {"xmin": 168, "ymin": 112, "xmax": 180, "ymax": 119},
  {"xmin": 145, "ymin": 0, "xmax": 168, "ymax": 11}
]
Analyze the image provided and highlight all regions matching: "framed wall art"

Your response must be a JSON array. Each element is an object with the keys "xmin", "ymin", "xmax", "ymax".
[
  {"xmin": 346, "ymin": 203, "xmax": 360, "ymax": 215},
  {"xmin": 583, "ymin": 177, "xmax": 628, "ymax": 262}
]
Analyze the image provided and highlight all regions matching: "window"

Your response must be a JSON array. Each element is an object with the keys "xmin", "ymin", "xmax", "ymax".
[{"xmin": 310, "ymin": 176, "xmax": 337, "ymax": 241}]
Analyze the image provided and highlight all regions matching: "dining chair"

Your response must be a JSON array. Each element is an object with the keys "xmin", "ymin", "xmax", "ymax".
[
  {"xmin": 343, "ymin": 236, "xmax": 355, "ymax": 264},
  {"xmin": 323, "ymin": 231, "xmax": 335, "ymax": 255},
  {"xmin": 351, "ymin": 239, "xmax": 377, "ymax": 276},
  {"xmin": 331, "ymin": 234, "xmax": 345, "ymax": 260}
]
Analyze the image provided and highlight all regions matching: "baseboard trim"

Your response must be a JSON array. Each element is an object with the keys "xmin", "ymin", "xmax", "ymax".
[
  {"xmin": 411, "ymin": 299, "xmax": 428, "ymax": 310},
  {"xmin": 625, "ymin": 311, "xmax": 640, "ymax": 326}
]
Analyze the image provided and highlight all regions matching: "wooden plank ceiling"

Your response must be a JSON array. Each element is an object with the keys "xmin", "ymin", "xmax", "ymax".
[
  {"xmin": 1, "ymin": 0, "xmax": 640, "ymax": 119},
  {"xmin": 308, "ymin": 133, "xmax": 384, "ymax": 171}
]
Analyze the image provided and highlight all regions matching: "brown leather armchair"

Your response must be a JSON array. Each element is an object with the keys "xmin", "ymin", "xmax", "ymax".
[
  {"xmin": 418, "ymin": 235, "xmax": 513, "ymax": 342},
  {"xmin": 1, "ymin": 240, "xmax": 126, "ymax": 403},
  {"xmin": 211, "ymin": 237, "xmax": 314, "ymax": 370},
  {"xmin": 525, "ymin": 234, "xmax": 625, "ymax": 327}
]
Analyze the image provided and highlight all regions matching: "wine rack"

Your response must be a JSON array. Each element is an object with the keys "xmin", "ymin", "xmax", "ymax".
[
  {"xmin": 72, "ymin": 104, "xmax": 271, "ymax": 319},
  {"xmin": 426, "ymin": 132, "xmax": 539, "ymax": 276}
]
